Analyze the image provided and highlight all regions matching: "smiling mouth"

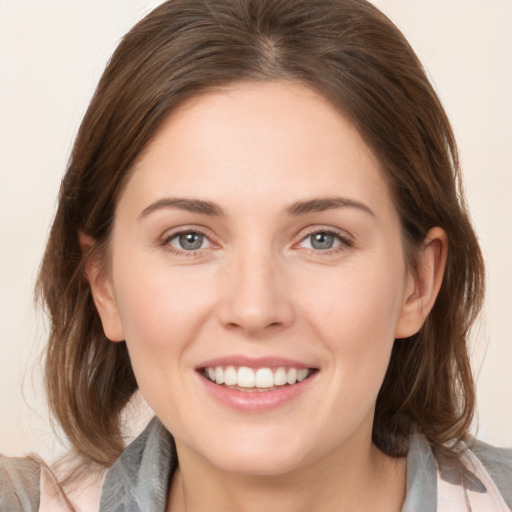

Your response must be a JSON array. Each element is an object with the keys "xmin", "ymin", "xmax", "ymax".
[{"xmin": 200, "ymin": 366, "xmax": 317, "ymax": 392}]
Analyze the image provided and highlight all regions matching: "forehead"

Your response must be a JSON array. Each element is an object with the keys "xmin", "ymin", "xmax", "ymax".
[{"xmin": 121, "ymin": 81, "xmax": 395, "ymax": 220}]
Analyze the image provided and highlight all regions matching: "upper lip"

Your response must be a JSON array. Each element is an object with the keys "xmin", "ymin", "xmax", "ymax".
[{"xmin": 196, "ymin": 355, "xmax": 316, "ymax": 370}]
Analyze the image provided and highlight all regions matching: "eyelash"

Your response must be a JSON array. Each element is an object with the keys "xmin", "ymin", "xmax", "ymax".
[{"xmin": 160, "ymin": 227, "xmax": 353, "ymax": 257}]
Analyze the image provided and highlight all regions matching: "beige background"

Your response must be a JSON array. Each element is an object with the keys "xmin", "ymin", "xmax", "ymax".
[{"xmin": 0, "ymin": 0, "xmax": 511, "ymax": 460}]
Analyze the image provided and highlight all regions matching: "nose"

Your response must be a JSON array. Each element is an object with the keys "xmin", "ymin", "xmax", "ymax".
[{"xmin": 217, "ymin": 249, "xmax": 295, "ymax": 337}]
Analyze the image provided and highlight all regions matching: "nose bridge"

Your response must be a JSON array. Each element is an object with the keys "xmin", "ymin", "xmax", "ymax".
[{"xmin": 218, "ymin": 237, "xmax": 294, "ymax": 335}]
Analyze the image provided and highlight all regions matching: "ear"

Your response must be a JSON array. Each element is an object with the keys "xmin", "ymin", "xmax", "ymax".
[
  {"xmin": 394, "ymin": 227, "xmax": 448, "ymax": 339},
  {"xmin": 79, "ymin": 232, "xmax": 125, "ymax": 342}
]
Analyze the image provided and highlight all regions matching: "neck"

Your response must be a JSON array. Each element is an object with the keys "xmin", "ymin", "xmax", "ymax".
[{"xmin": 167, "ymin": 435, "xmax": 406, "ymax": 512}]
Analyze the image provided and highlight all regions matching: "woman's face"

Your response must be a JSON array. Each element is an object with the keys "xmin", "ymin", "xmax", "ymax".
[{"xmin": 92, "ymin": 81, "xmax": 422, "ymax": 475}]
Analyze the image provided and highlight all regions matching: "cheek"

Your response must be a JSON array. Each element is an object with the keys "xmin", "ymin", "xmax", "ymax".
[
  {"xmin": 306, "ymin": 255, "xmax": 405, "ymax": 337},
  {"xmin": 304, "ymin": 257, "xmax": 406, "ymax": 387},
  {"xmin": 110, "ymin": 266, "xmax": 216, "ymax": 418},
  {"xmin": 110, "ymin": 256, "xmax": 218, "ymax": 372}
]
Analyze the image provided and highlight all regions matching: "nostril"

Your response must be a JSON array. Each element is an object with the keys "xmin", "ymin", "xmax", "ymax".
[
  {"xmin": 224, "ymin": 320, "xmax": 283, "ymax": 332},
  {"xmin": 225, "ymin": 322, "xmax": 242, "ymax": 330}
]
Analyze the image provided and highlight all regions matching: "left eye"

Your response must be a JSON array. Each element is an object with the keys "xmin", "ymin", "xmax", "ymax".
[
  {"xmin": 299, "ymin": 231, "xmax": 344, "ymax": 250},
  {"xmin": 168, "ymin": 231, "xmax": 211, "ymax": 251}
]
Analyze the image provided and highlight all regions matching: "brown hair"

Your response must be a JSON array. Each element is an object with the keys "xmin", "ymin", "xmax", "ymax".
[{"xmin": 37, "ymin": 0, "xmax": 484, "ymax": 466}]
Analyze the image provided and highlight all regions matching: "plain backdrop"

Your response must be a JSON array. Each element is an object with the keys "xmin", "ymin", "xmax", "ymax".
[{"xmin": 1, "ymin": 0, "xmax": 511, "ymax": 461}]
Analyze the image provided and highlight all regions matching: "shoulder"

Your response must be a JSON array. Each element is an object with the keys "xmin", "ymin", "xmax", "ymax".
[
  {"xmin": 403, "ymin": 433, "xmax": 512, "ymax": 512},
  {"xmin": 0, "ymin": 455, "xmax": 41, "ymax": 512},
  {"xmin": 1, "ymin": 453, "xmax": 105, "ymax": 512},
  {"xmin": 467, "ymin": 438, "xmax": 512, "ymax": 509}
]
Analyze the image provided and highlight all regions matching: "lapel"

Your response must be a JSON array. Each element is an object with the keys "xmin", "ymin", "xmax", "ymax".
[
  {"xmin": 401, "ymin": 433, "xmax": 437, "ymax": 512},
  {"xmin": 99, "ymin": 417, "xmax": 176, "ymax": 512}
]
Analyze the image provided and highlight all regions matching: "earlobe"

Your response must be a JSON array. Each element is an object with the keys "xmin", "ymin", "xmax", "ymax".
[
  {"xmin": 394, "ymin": 227, "xmax": 448, "ymax": 339},
  {"xmin": 79, "ymin": 232, "xmax": 125, "ymax": 342}
]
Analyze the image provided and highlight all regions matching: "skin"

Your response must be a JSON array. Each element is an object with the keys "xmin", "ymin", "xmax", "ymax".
[{"xmin": 84, "ymin": 81, "xmax": 447, "ymax": 512}]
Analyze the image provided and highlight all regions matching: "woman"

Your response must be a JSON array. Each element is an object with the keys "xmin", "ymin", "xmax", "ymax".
[{"xmin": 1, "ymin": 0, "xmax": 510, "ymax": 510}]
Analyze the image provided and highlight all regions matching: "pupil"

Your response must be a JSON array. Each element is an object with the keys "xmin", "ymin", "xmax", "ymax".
[
  {"xmin": 179, "ymin": 232, "xmax": 203, "ymax": 250},
  {"xmin": 311, "ymin": 233, "xmax": 334, "ymax": 250}
]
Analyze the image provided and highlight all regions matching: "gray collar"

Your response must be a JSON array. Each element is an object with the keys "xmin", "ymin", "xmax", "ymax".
[
  {"xmin": 401, "ymin": 433, "xmax": 437, "ymax": 512},
  {"xmin": 99, "ymin": 417, "xmax": 177, "ymax": 512}
]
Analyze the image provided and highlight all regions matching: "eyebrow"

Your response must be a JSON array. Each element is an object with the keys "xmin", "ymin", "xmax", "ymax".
[
  {"xmin": 139, "ymin": 197, "xmax": 224, "ymax": 219},
  {"xmin": 138, "ymin": 195, "xmax": 374, "ymax": 219},
  {"xmin": 284, "ymin": 197, "xmax": 375, "ymax": 217}
]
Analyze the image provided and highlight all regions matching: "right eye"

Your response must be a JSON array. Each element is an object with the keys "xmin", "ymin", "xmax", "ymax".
[
  {"xmin": 302, "ymin": 231, "xmax": 341, "ymax": 250},
  {"xmin": 165, "ymin": 230, "xmax": 212, "ymax": 253}
]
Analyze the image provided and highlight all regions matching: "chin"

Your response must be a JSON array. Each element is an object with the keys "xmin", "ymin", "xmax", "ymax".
[
  {"xmin": 210, "ymin": 448, "xmax": 306, "ymax": 477},
  {"xmin": 194, "ymin": 424, "xmax": 317, "ymax": 476}
]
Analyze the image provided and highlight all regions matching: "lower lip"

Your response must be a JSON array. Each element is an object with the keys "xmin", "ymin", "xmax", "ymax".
[{"xmin": 198, "ymin": 371, "xmax": 317, "ymax": 412}]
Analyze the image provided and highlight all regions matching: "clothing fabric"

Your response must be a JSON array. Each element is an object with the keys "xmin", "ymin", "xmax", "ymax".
[{"xmin": 1, "ymin": 417, "xmax": 511, "ymax": 511}]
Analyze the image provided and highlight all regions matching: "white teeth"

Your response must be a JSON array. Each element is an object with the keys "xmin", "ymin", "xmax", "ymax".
[
  {"xmin": 297, "ymin": 368, "xmax": 309, "ymax": 382},
  {"xmin": 215, "ymin": 367, "xmax": 224, "ymax": 385},
  {"xmin": 274, "ymin": 367, "xmax": 287, "ymax": 386},
  {"xmin": 204, "ymin": 365, "xmax": 313, "ymax": 388},
  {"xmin": 237, "ymin": 367, "xmax": 255, "ymax": 388},
  {"xmin": 255, "ymin": 368, "xmax": 274, "ymax": 388},
  {"xmin": 286, "ymin": 367, "xmax": 297, "ymax": 385},
  {"xmin": 224, "ymin": 366, "xmax": 237, "ymax": 386}
]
